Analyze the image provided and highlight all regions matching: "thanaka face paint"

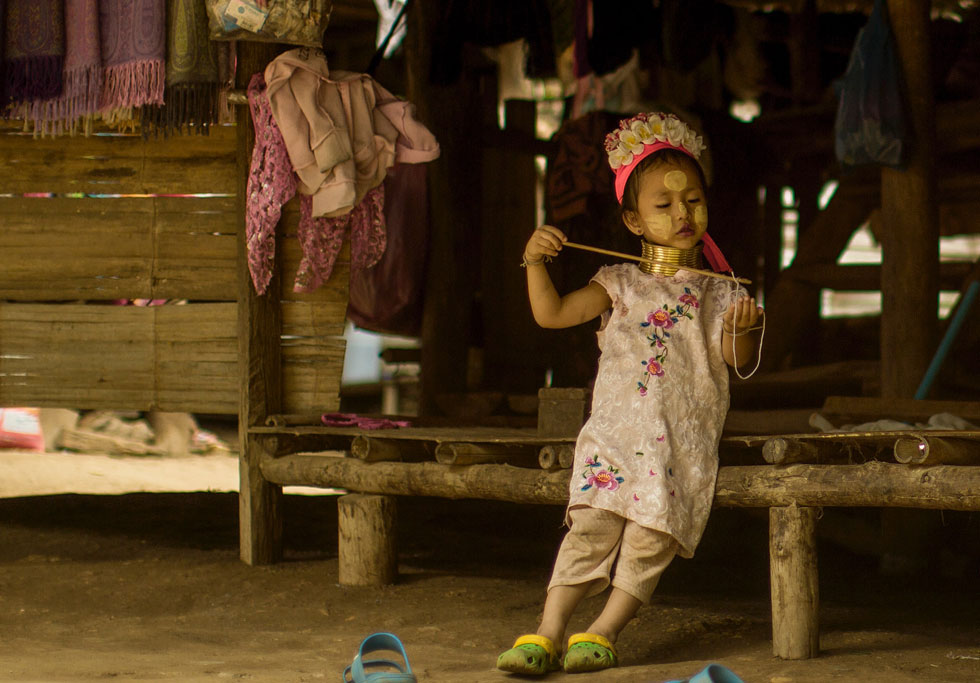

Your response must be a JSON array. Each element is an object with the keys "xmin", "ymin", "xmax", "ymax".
[
  {"xmin": 663, "ymin": 170, "xmax": 688, "ymax": 192},
  {"xmin": 626, "ymin": 161, "xmax": 708, "ymax": 249},
  {"xmin": 694, "ymin": 205, "xmax": 708, "ymax": 230}
]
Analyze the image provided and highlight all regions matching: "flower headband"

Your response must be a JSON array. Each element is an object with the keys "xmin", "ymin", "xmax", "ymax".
[
  {"xmin": 606, "ymin": 112, "xmax": 731, "ymax": 274},
  {"xmin": 605, "ymin": 112, "xmax": 706, "ymax": 204}
]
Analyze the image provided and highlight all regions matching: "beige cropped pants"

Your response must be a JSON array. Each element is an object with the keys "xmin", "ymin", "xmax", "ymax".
[{"xmin": 548, "ymin": 506, "xmax": 678, "ymax": 604}]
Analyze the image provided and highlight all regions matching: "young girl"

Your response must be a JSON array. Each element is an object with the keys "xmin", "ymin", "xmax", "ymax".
[{"xmin": 497, "ymin": 112, "xmax": 764, "ymax": 675}]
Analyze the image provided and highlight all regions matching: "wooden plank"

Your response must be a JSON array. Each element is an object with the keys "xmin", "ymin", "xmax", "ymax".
[
  {"xmin": 0, "ymin": 124, "xmax": 237, "ymax": 195},
  {"xmin": 0, "ymin": 302, "xmax": 238, "ymax": 413},
  {"xmin": 0, "ymin": 196, "xmax": 238, "ymax": 300}
]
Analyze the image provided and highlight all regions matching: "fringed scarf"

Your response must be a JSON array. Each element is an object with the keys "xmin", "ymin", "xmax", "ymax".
[
  {"xmin": 143, "ymin": 0, "xmax": 221, "ymax": 136},
  {"xmin": 3, "ymin": 0, "xmax": 64, "ymax": 104},
  {"xmin": 22, "ymin": 0, "xmax": 102, "ymax": 136},
  {"xmin": 99, "ymin": 0, "xmax": 165, "ymax": 126},
  {"xmin": 62, "ymin": 0, "xmax": 104, "ymax": 134}
]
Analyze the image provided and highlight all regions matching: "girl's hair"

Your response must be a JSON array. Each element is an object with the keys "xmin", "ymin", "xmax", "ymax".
[{"xmin": 619, "ymin": 148, "xmax": 708, "ymax": 216}]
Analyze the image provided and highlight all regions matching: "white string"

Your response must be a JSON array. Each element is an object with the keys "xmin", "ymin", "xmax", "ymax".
[{"xmin": 726, "ymin": 270, "xmax": 765, "ymax": 380}]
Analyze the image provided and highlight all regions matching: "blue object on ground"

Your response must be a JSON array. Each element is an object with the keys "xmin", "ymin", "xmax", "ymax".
[
  {"xmin": 342, "ymin": 632, "xmax": 416, "ymax": 682},
  {"xmin": 666, "ymin": 662, "xmax": 745, "ymax": 683}
]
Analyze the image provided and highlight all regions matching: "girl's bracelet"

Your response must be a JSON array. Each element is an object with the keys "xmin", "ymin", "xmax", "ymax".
[
  {"xmin": 520, "ymin": 255, "xmax": 550, "ymax": 268},
  {"xmin": 723, "ymin": 324, "xmax": 763, "ymax": 337}
]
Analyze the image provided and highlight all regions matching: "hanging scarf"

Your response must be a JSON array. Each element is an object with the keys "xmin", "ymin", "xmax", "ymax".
[
  {"xmin": 63, "ymin": 0, "xmax": 104, "ymax": 134},
  {"xmin": 99, "ymin": 0, "xmax": 165, "ymax": 125},
  {"xmin": 143, "ymin": 0, "xmax": 221, "ymax": 136},
  {"xmin": 3, "ymin": 0, "xmax": 64, "ymax": 103},
  {"xmin": 22, "ymin": 0, "xmax": 102, "ymax": 136}
]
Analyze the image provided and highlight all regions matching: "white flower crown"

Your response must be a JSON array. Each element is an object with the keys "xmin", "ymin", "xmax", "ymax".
[{"xmin": 604, "ymin": 112, "xmax": 706, "ymax": 170}]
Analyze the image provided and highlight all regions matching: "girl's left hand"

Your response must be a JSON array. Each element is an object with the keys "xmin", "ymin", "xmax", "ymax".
[{"xmin": 724, "ymin": 297, "xmax": 763, "ymax": 334}]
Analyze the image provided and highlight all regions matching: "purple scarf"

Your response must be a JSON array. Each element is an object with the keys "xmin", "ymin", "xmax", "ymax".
[
  {"xmin": 3, "ymin": 0, "xmax": 64, "ymax": 102},
  {"xmin": 100, "ymin": 0, "xmax": 165, "ymax": 117},
  {"xmin": 22, "ymin": 0, "xmax": 102, "ymax": 135},
  {"xmin": 64, "ymin": 0, "xmax": 104, "ymax": 128}
]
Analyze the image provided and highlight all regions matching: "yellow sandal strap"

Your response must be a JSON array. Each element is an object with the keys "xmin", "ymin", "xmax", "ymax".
[
  {"xmin": 567, "ymin": 632, "xmax": 617, "ymax": 657},
  {"xmin": 513, "ymin": 634, "xmax": 558, "ymax": 658}
]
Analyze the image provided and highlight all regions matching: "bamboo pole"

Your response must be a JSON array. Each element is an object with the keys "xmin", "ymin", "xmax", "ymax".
[
  {"xmin": 893, "ymin": 435, "xmax": 980, "ymax": 466},
  {"xmin": 563, "ymin": 242, "xmax": 751, "ymax": 285}
]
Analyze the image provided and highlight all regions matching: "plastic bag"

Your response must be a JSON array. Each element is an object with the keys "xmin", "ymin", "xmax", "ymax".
[
  {"xmin": 206, "ymin": 0, "xmax": 333, "ymax": 47},
  {"xmin": 833, "ymin": 0, "xmax": 909, "ymax": 169}
]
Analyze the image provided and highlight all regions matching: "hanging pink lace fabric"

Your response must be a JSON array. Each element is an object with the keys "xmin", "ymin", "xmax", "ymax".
[
  {"xmin": 246, "ymin": 72, "xmax": 296, "ymax": 295},
  {"xmin": 246, "ymin": 72, "xmax": 387, "ymax": 295},
  {"xmin": 295, "ymin": 186, "xmax": 386, "ymax": 293}
]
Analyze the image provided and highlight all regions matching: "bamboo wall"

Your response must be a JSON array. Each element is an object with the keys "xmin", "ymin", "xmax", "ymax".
[{"xmin": 0, "ymin": 124, "xmax": 347, "ymax": 415}]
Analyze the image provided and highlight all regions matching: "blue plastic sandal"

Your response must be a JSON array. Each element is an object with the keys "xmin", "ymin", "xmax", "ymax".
[
  {"xmin": 342, "ymin": 632, "xmax": 416, "ymax": 683},
  {"xmin": 666, "ymin": 663, "xmax": 744, "ymax": 683}
]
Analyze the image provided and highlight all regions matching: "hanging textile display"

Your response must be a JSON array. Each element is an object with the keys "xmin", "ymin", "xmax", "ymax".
[
  {"xmin": 61, "ymin": 0, "xmax": 103, "ymax": 134},
  {"xmin": 99, "ymin": 0, "xmax": 166, "ymax": 126},
  {"xmin": 245, "ymin": 48, "xmax": 440, "ymax": 295},
  {"xmin": 3, "ymin": 0, "xmax": 65, "ymax": 105},
  {"xmin": 143, "ymin": 0, "xmax": 221, "ymax": 136},
  {"xmin": 22, "ymin": 0, "xmax": 102, "ymax": 136}
]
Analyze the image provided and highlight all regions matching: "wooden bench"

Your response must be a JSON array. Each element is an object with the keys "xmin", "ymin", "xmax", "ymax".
[{"xmin": 249, "ymin": 393, "xmax": 980, "ymax": 660}]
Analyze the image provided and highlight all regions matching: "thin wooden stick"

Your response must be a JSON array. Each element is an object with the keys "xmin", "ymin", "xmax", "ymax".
[{"xmin": 563, "ymin": 241, "xmax": 751, "ymax": 285}]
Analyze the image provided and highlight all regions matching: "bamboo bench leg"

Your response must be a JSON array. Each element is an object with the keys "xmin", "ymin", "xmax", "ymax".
[
  {"xmin": 240, "ymin": 434, "xmax": 284, "ymax": 565},
  {"xmin": 339, "ymin": 494, "xmax": 398, "ymax": 586},
  {"xmin": 769, "ymin": 504, "xmax": 820, "ymax": 659}
]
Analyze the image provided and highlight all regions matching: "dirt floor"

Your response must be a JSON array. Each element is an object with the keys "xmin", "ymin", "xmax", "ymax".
[{"xmin": 1, "ymin": 458, "xmax": 980, "ymax": 682}]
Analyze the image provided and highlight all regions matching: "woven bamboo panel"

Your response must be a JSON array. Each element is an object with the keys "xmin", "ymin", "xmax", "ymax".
[
  {"xmin": 0, "ymin": 303, "xmax": 238, "ymax": 412},
  {"xmin": 0, "ymin": 125, "xmax": 238, "ymax": 195},
  {"xmin": 0, "ymin": 196, "xmax": 238, "ymax": 301}
]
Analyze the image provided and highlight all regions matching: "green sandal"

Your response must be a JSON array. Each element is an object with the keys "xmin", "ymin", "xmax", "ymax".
[
  {"xmin": 563, "ymin": 633, "xmax": 618, "ymax": 673},
  {"xmin": 496, "ymin": 634, "xmax": 561, "ymax": 675}
]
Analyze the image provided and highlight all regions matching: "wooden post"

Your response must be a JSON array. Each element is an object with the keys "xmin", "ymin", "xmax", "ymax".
[
  {"xmin": 338, "ymin": 494, "xmax": 398, "ymax": 586},
  {"xmin": 237, "ymin": 42, "xmax": 285, "ymax": 565},
  {"xmin": 406, "ymin": 0, "xmax": 481, "ymax": 413},
  {"xmin": 769, "ymin": 504, "xmax": 820, "ymax": 659},
  {"xmin": 880, "ymin": 0, "xmax": 939, "ymax": 398}
]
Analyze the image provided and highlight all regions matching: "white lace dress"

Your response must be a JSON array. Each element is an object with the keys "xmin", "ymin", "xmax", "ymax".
[{"xmin": 567, "ymin": 263, "xmax": 740, "ymax": 558}]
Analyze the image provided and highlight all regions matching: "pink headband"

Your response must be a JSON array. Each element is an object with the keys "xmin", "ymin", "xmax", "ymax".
[{"xmin": 606, "ymin": 112, "xmax": 730, "ymax": 273}]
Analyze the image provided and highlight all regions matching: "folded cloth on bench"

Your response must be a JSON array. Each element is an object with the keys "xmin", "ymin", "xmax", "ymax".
[{"xmin": 321, "ymin": 413, "xmax": 410, "ymax": 430}]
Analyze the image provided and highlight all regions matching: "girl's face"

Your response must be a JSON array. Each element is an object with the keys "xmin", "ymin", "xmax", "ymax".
[{"xmin": 624, "ymin": 160, "xmax": 708, "ymax": 249}]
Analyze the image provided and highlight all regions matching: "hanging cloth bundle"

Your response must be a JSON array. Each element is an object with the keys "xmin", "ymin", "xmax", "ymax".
[
  {"xmin": 833, "ymin": 0, "xmax": 909, "ymax": 168},
  {"xmin": 143, "ymin": 0, "xmax": 221, "ymax": 136}
]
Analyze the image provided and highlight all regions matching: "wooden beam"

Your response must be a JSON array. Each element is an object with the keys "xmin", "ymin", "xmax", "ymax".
[
  {"xmin": 338, "ymin": 494, "xmax": 398, "ymax": 586},
  {"xmin": 880, "ymin": 0, "xmax": 939, "ymax": 398},
  {"xmin": 770, "ymin": 505, "xmax": 820, "ymax": 659},
  {"xmin": 260, "ymin": 456, "xmax": 980, "ymax": 511},
  {"xmin": 237, "ymin": 42, "xmax": 286, "ymax": 566}
]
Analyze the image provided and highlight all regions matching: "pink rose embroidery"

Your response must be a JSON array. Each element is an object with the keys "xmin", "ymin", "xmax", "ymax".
[
  {"xmin": 679, "ymin": 292, "xmax": 699, "ymax": 308},
  {"xmin": 648, "ymin": 309, "xmax": 674, "ymax": 329}
]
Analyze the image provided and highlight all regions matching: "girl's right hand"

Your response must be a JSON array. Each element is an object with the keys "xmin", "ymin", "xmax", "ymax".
[{"xmin": 524, "ymin": 225, "xmax": 567, "ymax": 264}]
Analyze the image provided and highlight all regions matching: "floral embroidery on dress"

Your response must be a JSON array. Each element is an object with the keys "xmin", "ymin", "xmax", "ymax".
[
  {"xmin": 636, "ymin": 287, "xmax": 699, "ymax": 393},
  {"xmin": 581, "ymin": 455, "xmax": 625, "ymax": 491}
]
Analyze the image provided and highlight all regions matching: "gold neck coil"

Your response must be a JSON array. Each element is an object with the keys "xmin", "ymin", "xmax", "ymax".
[{"xmin": 639, "ymin": 241, "xmax": 704, "ymax": 276}]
